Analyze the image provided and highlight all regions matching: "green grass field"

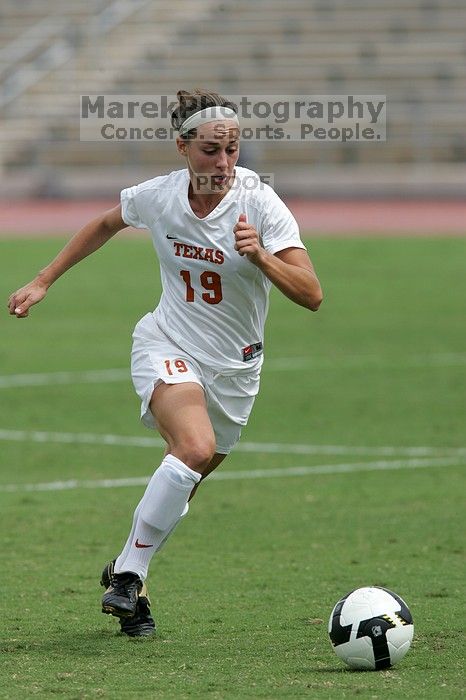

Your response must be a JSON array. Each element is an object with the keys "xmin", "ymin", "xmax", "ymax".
[{"xmin": 1, "ymin": 236, "xmax": 465, "ymax": 699}]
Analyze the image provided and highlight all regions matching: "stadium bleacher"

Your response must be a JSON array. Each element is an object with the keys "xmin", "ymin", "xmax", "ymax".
[{"xmin": 0, "ymin": 0, "xmax": 465, "ymax": 197}]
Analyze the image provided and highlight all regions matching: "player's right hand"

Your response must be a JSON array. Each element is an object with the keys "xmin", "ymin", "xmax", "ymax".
[{"xmin": 8, "ymin": 280, "xmax": 48, "ymax": 318}]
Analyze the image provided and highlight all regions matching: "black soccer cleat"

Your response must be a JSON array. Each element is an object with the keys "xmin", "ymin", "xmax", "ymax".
[
  {"xmin": 118, "ymin": 596, "xmax": 156, "ymax": 637},
  {"xmin": 101, "ymin": 561, "xmax": 156, "ymax": 636},
  {"xmin": 101, "ymin": 565, "xmax": 143, "ymax": 618}
]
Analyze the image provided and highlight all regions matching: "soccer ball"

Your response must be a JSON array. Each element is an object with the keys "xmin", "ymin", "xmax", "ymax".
[{"xmin": 328, "ymin": 586, "xmax": 414, "ymax": 670}]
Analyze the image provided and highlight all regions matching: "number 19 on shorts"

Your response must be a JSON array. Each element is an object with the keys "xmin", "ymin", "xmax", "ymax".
[{"xmin": 164, "ymin": 359, "xmax": 188, "ymax": 376}]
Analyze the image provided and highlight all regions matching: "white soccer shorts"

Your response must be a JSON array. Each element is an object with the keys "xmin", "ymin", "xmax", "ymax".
[{"xmin": 130, "ymin": 313, "xmax": 260, "ymax": 454}]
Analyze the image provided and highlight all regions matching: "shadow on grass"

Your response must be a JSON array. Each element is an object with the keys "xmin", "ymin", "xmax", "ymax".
[
  {"xmin": 310, "ymin": 667, "xmax": 348, "ymax": 672},
  {"xmin": 2, "ymin": 627, "xmax": 158, "ymax": 657}
]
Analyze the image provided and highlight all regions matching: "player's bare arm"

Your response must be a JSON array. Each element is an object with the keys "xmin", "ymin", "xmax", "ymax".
[
  {"xmin": 8, "ymin": 205, "xmax": 127, "ymax": 318},
  {"xmin": 233, "ymin": 214, "xmax": 323, "ymax": 311}
]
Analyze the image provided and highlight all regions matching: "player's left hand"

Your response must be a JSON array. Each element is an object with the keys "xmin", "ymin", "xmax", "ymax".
[{"xmin": 233, "ymin": 214, "xmax": 263, "ymax": 263}]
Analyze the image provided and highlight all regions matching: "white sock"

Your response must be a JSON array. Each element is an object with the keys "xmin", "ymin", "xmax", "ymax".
[
  {"xmin": 114, "ymin": 501, "xmax": 189, "ymax": 568},
  {"xmin": 114, "ymin": 501, "xmax": 143, "ymax": 568},
  {"xmin": 114, "ymin": 454, "xmax": 200, "ymax": 580}
]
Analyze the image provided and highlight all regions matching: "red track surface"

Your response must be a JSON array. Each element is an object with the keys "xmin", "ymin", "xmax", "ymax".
[{"xmin": 0, "ymin": 199, "xmax": 465, "ymax": 236}]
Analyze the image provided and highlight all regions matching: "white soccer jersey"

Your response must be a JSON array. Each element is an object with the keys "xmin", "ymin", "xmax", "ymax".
[{"xmin": 121, "ymin": 166, "xmax": 306, "ymax": 373}]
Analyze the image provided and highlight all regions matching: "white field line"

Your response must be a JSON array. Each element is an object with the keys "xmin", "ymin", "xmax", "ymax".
[
  {"xmin": 0, "ymin": 351, "xmax": 466, "ymax": 388},
  {"xmin": 0, "ymin": 429, "xmax": 162, "ymax": 449},
  {"xmin": 0, "ymin": 369, "xmax": 128, "ymax": 388},
  {"xmin": 0, "ymin": 456, "xmax": 464, "ymax": 493},
  {"xmin": 266, "ymin": 352, "xmax": 466, "ymax": 371},
  {"xmin": 1, "ymin": 428, "xmax": 466, "ymax": 458}
]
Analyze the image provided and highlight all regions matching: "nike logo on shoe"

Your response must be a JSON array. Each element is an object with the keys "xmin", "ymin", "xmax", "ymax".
[{"xmin": 135, "ymin": 539, "xmax": 153, "ymax": 548}]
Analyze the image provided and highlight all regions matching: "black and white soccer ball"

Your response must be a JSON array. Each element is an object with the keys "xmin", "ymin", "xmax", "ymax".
[{"xmin": 328, "ymin": 586, "xmax": 414, "ymax": 670}]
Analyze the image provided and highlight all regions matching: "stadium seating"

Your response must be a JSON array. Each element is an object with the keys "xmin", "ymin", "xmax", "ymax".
[{"xmin": 0, "ymin": 0, "xmax": 465, "ymax": 197}]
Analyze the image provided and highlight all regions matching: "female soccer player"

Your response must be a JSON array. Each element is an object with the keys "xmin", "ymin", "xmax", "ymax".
[{"xmin": 8, "ymin": 89, "xmax": 323, "ymax": 637}]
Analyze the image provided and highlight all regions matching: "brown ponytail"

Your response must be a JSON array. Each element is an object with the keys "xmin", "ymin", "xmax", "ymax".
[{"xmin": 171, "ymin": 89, "xmax": 237, "ymax": 138}]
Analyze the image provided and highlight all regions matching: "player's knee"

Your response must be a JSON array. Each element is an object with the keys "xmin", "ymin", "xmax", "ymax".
[{"xmin": 177, "ymin": 437, "xmax": 216, "ymax": 473}]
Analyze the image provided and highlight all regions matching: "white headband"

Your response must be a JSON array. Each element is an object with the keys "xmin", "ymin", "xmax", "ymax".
[{"xmin": 178, "ymin": 106, "xmax": 239, "ymax": 136}]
